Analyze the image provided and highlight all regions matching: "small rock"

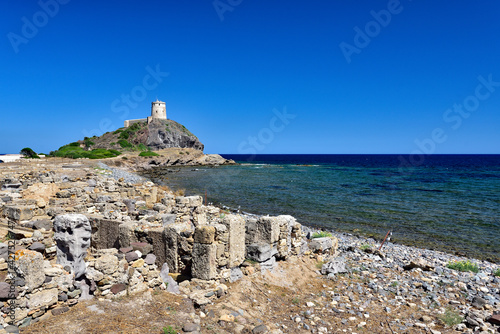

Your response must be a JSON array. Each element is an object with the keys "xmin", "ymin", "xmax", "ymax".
[
  {"xmin": 125, "ymin": 251, "xmax": 139, "ymax": 262},
  {"xmin": 51, "ymin": 306, "xmax": 70, "ymax": 316},
  {"xmin": 252, "ymin": 324, "xmax": 269, "ymax": 333},
  {"xmin": 219, "ymin": 314, "xmax": 234, "ymax": 322},
  {"xmin": 403, "ymin": 258, "xmax": 434, "ymax": 271},
  {"xmin": 144, "ymin": 253, "xmax": 156, "ymax": 265},
  {"xmin": 28, "ymin": 242, "xmax": 45, "ymax": 252},
  {"xmin": 472, "ymin": 296, "xmax": 487, "ymax": 309},
  {"xmin": 58, "ymin": 292, "xmax": 68, "ymax": 302},
  {"xmin": 132, "ymin": 259, "xmax": 145, "ymax": 268},
  {"xmin": 4, "ymin": 325, "xmax": 20, "ymax": 333},
  {"xmin": 183, "ymin": 323, "xmax": 199, "ymax": 332},
  {"xmin": 110, "ymin": 283, "xmax": 127, "ymax": 295},
  {"xmin": 487, "ymin": 313, "xmax": 500, "ymax": 326}
]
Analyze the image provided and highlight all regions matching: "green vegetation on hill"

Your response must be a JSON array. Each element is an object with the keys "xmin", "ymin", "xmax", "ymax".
[
  {"xmin": 45, "ymin": 118, "xmax": 202, "ymax": 160},
  {"xmin": 139, "ymin": 151, "xmax": 159, "ymax": 157},
  {"xmin": 48, "ymin": 144, "xmax": 121, "ymax": 159},
  {"xmin": 116, "ymin": 122, "xmax": 143, "ymax": 140}
]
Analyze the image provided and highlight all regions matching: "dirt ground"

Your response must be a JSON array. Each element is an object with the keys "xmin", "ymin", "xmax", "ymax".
[{"xmin": 20, "ymin": 256, "xmax": 456, "ymax": 334}]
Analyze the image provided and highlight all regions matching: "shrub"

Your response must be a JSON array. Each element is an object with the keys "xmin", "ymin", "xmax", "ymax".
[
  {"xmin": 118, "ymin": 140, "xmax": 133, "ymax": 148},
  {"xmin": 84, "ymin": 140, "xmax": 95, "ymax": 148},
  {"xmin": 69, "ymin": 142, "xmax": 80, "ymax": 147},
  {"xmin": 439, "ymin": 308, "xmax": 463, "ymax": 327},
  {"xmin": 118, "ymin": 131, "xmax": 130, "ymax": 140},
  {"xmin": 360, "ymin": 244, "xmax": 371, "ymax": 251},
  {"xmin": 49, "ymin": 145, "xmax": 120, "ymax": 159},
  {"xmin": 136, "ymin": 143, "xmax": 148, "ymax": 152},
  {"xmin": 113, "ymin": 129, "xmax": 123, "ymax": 134},
  {"xmin": 494, "ymin": 269, "xmax": 500, "ymax": 277},
  {"xmin": 162, "ymin": 326, "xmax": 176, "ymax": 334},
  {"xmin": 312, "ymin": 231, "xmax": 332, "ymax": 238},
  {"xmin": 446, "ymin": 260, "xmax": 479, "ymax": 273},
  {"xmin": 20, "ymin": 147, "xmax": 40, "ymax": 159},
  {"xmin": 139, "ymin": 151, "xmax": 159, "ymax": 157},
  {"xmin": 109, "ymin": 149, "xmax": 121, "ymax": 156}
]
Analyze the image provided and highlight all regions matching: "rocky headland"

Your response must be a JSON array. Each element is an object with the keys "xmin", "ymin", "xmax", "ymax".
[{"xmin": 0, "ymin": 158, "xmax": 498, "ymax": 334}]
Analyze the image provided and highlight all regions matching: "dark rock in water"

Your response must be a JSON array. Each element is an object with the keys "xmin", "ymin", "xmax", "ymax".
[{"xmin": 146, "ymin": 119, "xmax": 204, "ymax": 151}]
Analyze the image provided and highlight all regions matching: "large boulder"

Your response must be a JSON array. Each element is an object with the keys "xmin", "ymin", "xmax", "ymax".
[
  {"xmin": 246, "ymin": 243, "xmax": 276, "ymax": 262},
  {"xmin": 54, "ymin": 214, "xmax": 92, "ymax": 278},
  {"xmin": 13, "ymin": 249, "xmax": 45, "ymax": 292},
  {"xmin": 146, "ymin": 119, "xmax": 204, "ymax": 151}
]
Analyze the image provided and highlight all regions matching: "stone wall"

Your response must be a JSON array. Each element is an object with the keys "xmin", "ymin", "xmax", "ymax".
[
  {"xmin": 0, "ymin": 162, "xmax": 338, "ymax": 329},
  {"xmin": 124, "ymin": 118, "xmax": 147, "ymax": 128}
]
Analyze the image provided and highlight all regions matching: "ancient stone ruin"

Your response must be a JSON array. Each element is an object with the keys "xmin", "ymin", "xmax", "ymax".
[{"xmin": 0, "ymin": 162, "xmax": 339, "ymax": 329}]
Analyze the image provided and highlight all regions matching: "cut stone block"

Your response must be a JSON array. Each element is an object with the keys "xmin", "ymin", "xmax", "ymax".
[
  {"xmin": 192, "ymin": 243, "xmax": 217, "ymax": 280},
  {"xmin": 246, "ymin": 216, "xmax": 280, "ymax": 245},
  {"xmin": 223, "ymin": 215, "xmax": 246, "ymax": 267},
  {"xmin": 87, "ymin": 216, "xmax": 121, "ymax": 249},
  {"xmin": 246, "ymin": 243, "xmax": 276, "ymax": 263},
  {"xmin": 28, "ymin": 288, "xmax": 58, "ymax": 309},
  {"xmin": 194, "ymin": 225, "xmax": 216, "ymax": 244},
  {"xmin": 309, "ymin": 237, "xmax": 334, "ymax": 253},
  {"xmin": 5, "ymin": 205, "xmax": 35, "ymax": 221},
  {"xmin": 14, "ymin": 249, "xmax": 45, "ymax": 292},
  {"xmin": 131, "ymin": 242, "xmax": 153, "ymax": 254},
  {"xmin": 161, "ymin": 214, "xmax": 176, "ymax": 227}
]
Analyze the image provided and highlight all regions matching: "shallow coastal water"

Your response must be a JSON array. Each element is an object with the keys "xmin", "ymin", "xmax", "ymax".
[{"xmin": 144, "ymin": 154, "xmax": 500, "ymax": 263}]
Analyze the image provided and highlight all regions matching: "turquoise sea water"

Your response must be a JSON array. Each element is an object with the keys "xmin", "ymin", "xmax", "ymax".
[{"xmin": 143, "ymin": 154, "xmax": 500, "ymax": 263}]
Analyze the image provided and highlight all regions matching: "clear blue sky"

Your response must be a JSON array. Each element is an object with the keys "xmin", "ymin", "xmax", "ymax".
[{"xmin": 1, "ymin": 0, "xmax": 499, "ymax": 154}]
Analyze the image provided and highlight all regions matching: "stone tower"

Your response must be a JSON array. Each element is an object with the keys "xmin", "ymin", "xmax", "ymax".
[
  {"xmin": 124, "ymin": 99, "xmax": 167, "ymax": 127},
  {"xmin": 150, "ymin": 99, "xmax": 166, "ymax": 120}
]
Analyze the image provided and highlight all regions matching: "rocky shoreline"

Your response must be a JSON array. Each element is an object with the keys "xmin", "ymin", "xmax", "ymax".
[{"xmin": 0, "ymin": 158, "xmax": 498, "ymax": 334}]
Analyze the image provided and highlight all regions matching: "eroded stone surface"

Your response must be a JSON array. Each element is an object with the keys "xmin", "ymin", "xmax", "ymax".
[
  {"xmin": 14, "ymin": 249, "xmax": 45, "ymax": 292},
  {"xmin": 54, "ymin": 214, "xmax": 92, "ymax": 278}
]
